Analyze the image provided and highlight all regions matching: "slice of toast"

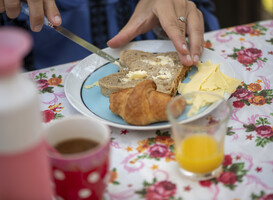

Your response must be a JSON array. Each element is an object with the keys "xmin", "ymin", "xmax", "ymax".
[{"xmin": 99, "ymin": 50, "xmax": 192, "ymax": 97}]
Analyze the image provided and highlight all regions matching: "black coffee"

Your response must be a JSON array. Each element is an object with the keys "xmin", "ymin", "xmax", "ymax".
[{"xmin": 54, "ymin": 138, "xmax": 99, "ymax": 155}]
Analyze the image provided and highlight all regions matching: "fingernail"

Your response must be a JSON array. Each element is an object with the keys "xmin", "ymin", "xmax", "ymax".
[
  {"xmin": 182, "ymin": 44, "xmax": 188, "ymax": 51},
  {"xmin": 33, "ymin": 25, "xmax": 42, "ymax": 32},
  {"xmin": 54, "ymin": 15, "xmax": 61, "ymax": 24},
  {"xmin": 186, "ymin": 55, "xmax": 192, "ymax": 63},
  {"xmin": 194, "ymin": 55, "xmax": 199, "ymax": 63}
]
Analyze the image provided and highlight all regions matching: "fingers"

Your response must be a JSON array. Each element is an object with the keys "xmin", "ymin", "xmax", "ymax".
[
  {"xmin": 186, "ymin": 2, "xmax": 204, "ymax": 65},
  {"xmin": 153, "ymin": 0, "xmax": 192, "ymax": 66},
  {"xmin": 44, "ymin": 0, "xmax": 61, "ymax": 26},
  {"xmin": 1, "ymin": 0, "xmax": 61, "ymax": 32},
  {"xmin": 107, "ymin": 19, "xmax": 141, "ymax": 48},
  {"xmin": 161, "ymin": 0, "xmax": 204, "ymax": 66},
  {"xmin": 0, "ymin": 0, "xmax": 5, "ymax": 13},
  {"xmin": 108, "ymin": 0, "xmax": 204, "ymax": 67},
  {"xmin": 28, "ymin": 0, "xmax": 61, "ymax": 32},
  {"xmin": 108, "ymin": 0, "xmax": 158, "ymax": 48},
  {"xmin": 172, "ymin": 0, "xmax": 193, "ymax": 66},
  {"xmin": 27, "ymin": 0, "xmax": 44, "ymax": 32},
  {"xmin": 3, "ymin": 0, "xmax": 21, "ymax": 18}
]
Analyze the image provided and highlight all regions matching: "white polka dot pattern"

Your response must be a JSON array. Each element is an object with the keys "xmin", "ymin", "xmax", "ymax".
[
  {"xmin": 88, "ymin": 172, "xmax": 100, "ymax": 183},
  {"xmin": 54, "ymin": 169, "xmax": 65, "ymax": 180},
  {"xmin": 56, "ymin": 196, "xmax": 64, "ymax": 200},
  {"xmin": 78, "ymin": 188, "xmax": 92, "ymax": 198}
]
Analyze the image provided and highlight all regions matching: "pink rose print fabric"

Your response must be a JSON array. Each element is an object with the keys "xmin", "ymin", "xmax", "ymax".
[
  {"xmin": 237, "ymin": 48, "xmax": 262, "ymax": 65},
  {"xmin": 228, "ymin": 47, "xmax": 267, "ymax": 69},
  {"xmin": 146, "ymin": 181, "xmax": 176, "ymax": 200},
  {"xmin": 147, "ymin": 144, "xmax": 169, "ymax": 158},
  {"xmin": 23, "ymin": 20, "xmax": 273, "ymax": 200},
  {"xmin": 136, "ymin": 179, "xmax": 180, "ymax": 200}
]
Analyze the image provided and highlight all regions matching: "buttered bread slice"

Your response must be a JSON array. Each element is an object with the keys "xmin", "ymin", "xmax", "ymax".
[{"xmin": 99, "ymin": 50, "xmax": 192, "ymax": 97}]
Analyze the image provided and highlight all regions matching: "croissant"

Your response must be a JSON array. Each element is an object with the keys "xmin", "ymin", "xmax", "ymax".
[{"xmin": 109, "ymin": 80, "xmax": 186, "ymax": 125}]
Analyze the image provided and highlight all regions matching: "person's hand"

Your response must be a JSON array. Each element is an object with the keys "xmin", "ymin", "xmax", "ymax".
[
  {"xmin": 0, "ymin": 0, "xmax": 61, "ymax": 32},
  {"xmin": 107, "ymin": 0, "xmax": 204, "ymax": 66}
]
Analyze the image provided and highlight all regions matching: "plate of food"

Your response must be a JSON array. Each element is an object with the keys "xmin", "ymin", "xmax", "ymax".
[{"xmin": 65, "ymin": 40, "xmax": 238, "ymax": 130}]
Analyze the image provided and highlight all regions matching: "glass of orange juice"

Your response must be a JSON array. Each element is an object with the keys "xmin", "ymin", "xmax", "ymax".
[{"xmin": 166, "ymin": 91, "xmax": 231, "ymax": 180}]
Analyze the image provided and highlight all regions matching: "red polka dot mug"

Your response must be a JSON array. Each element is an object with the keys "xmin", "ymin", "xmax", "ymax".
[{"xmin": 45, "ymin": 115, "xmax": 111, "ymax": 200}]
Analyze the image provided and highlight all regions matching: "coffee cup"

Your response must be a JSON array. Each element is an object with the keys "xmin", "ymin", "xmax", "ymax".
[{"xmin": 45, "ymin": 115, "xmax": 111, "ymax": 200}]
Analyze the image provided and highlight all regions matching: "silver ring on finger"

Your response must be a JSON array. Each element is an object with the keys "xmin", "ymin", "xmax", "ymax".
[{"xmin": 177, "ymin": 16, "xmax": 187, "ymax": 24}]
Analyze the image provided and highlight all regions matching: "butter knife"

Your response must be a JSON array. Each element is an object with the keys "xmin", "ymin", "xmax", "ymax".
[{"xmin": 20, "ymin": 2, "xmax": 127, "ymax": 69}]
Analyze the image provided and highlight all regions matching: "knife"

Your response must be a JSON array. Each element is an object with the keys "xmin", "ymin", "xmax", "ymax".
[{"xmin": 20, "ymin": 2, "xmax": 127, "ymax": 69}]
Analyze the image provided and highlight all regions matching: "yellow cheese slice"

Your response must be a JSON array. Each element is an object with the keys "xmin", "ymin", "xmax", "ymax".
[
  {"xmin": 183, "ymin": 61, "xmax": 218, "ymax": 93},
  {"xmin": 179, "ymin": 60, "xmax": 241, "ymax": 116}
]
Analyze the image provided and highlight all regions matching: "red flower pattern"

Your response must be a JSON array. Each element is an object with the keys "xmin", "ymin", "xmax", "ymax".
[
  {"xmin": 237, "ymin": 48, "xmax": 262, "ymax": 65},
  {"xmin": 42, "ymin": 110, "xmax": 55, "ymax": 123},
  {"xmin": 233, "ymin": 101, "xmax": 245, "ymax": 108},
  {"xmin": 148, "ymin": 144, "xmax": 169, "ymax": 158},
  {"xmin": 255, "ymin": 125, "xmax": 273, "ymax": 138},
  {"xmin": 36, "ymin": 79, "xmax": 49, "ymax": 90},
  {"xmin": 199, "ymin": 180, "xmax": 212, "ymax": 187},
  {"xmin": 259, "ymin": 194, "xmax": 273, "ymax": 200},
  {"xmin": 217, "ymin": 172, "xmax": 237, "ymax": 185},
  {"xmin": 232, "ymin": 88, "xmax": 253, "ymax": 100},
  {"xmin": 146, "ymin": 181, "xmax": 176, "ymax": 200},
  {"xmin": 222, "ymin": 155, "xmax": 233, "ymax": 166},
  {"xmin": 235, "ymin": 25, "xmax": 253, "ymax": 34}
]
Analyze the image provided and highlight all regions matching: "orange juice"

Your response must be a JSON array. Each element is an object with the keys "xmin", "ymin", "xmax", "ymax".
[{"xmin": 175, "ymin": 134, "xmax": 224, "ymax": 173}]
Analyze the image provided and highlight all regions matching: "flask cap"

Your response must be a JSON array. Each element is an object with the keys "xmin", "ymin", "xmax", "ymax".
[{"xmin": 0, "ymin": 27, "xmax": 32, "ymax": 76}]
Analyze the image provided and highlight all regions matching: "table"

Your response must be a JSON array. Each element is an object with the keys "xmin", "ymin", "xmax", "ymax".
[{"xmin": 25, "ymin": 20, "xmax": 273, "ymax": 200}]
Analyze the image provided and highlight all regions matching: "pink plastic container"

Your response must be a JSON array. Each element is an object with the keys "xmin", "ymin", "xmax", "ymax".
[{"xmin": 0, "ymin": 27, "xmax": 53, "ymax": 200}]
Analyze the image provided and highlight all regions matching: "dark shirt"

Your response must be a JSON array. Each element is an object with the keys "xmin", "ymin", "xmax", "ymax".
[{"xmin": 0, "ymin": 0, "xmax": 219, "ymax": 70}]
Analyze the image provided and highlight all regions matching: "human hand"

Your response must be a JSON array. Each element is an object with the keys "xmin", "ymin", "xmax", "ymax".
[
  {"xmin": 107, "ymin": 0, "xmax": 204, "ymax": 66},
  {"xmin": 0, "ymin": 0, "xmax": 61, "ymax": 32}
]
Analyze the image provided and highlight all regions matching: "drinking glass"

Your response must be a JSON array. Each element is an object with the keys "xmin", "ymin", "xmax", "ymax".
[{"xmin": 167, "ymin": 91, "xmax": 231, "ymax": 180}]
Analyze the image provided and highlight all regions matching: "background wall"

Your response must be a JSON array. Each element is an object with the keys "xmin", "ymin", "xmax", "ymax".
[{"xmin": 212, "ymin": 0, "xmax": 273, "ymax": 28}]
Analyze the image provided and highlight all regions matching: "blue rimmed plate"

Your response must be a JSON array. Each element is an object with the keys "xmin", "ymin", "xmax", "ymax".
[{"xmin": 65, "ymin": 40, "xmax": 235, "ymax": 130}]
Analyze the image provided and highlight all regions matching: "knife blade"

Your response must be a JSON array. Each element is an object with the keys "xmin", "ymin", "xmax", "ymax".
[
  {"xmin": 20, "ymin": 2, "xmax": 127, "ymax": 69},
  {"xmin": 51, "ymin": 25, "xmax": 127, "ymax": 69}
]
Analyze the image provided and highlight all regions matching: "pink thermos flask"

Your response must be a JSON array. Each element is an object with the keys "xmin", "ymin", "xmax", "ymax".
[{"xmin": 0, "ymin": 27, "xmax": 53, "ymax": 199}]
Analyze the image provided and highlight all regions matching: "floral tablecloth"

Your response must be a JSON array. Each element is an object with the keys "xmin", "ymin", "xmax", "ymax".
[{"xmin": 25, "ymin": 20, "xmax": 273, "ymax": 200}]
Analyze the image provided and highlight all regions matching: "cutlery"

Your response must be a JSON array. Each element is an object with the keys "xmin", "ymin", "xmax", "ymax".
[{"xmin": 20, "ymin": 2, "xmax": 127, "ymax": 69}]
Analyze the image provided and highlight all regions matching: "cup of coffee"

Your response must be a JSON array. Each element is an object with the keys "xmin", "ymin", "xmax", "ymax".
[{"xmin": 45, "ymin": 115, "xmax": 111, "ymax": 200}]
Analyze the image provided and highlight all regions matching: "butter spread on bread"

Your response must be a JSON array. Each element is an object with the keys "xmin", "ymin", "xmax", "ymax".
[
  {"xmin": 121, "ymin": 70, "xmax": 148, "ymax": 82},
  {"xmin": 141, "ymin": 55, "xmax": 175, "ymax": 66},
  {"xmin": 99, "ymin": 50, "xmax": 192, "ymax": 97}
]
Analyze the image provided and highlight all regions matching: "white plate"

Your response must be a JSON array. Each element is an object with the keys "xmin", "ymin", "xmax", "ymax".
[{"xmin": 65, "ymin": 40, "xmax": 235, "ymax": 130}]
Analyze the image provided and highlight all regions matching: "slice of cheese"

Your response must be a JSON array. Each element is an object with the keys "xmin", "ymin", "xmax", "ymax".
[
  {"xmin": 222, "ymin": 73, "xmax": 241, "ymax": 94},
  {"xmin": 178, "ymin": 60, "xmax": 241, "ymax": 116},
  {"xmin": 182, "ymin": 60, "xmax": 219, "ymax": 93}
]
